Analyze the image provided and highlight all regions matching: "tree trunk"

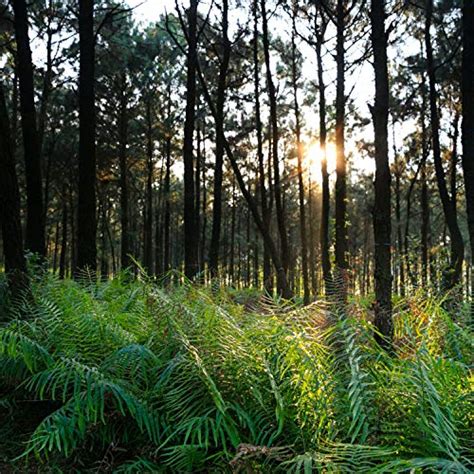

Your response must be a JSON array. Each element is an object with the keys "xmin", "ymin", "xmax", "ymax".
[
  {"xmin": 163, "ymin": 133, "xmax": 172, "ymax": 274},
  {"xmin": 334, "ymin": 0, "xmax": 348, "ymax": 299},
  {"xmin": 59, "ymin": 200, "xmax": 68, "ymax": 279},
  {"xmin": 200, "ymin": 127, "xmax": 207, "ymax": 273},
  {"xmin": 291, "ymin": 6, "xmax": 309, "ymax": 304},
  {"xmin": 119, "ymin": 82, "xmax": 130, "ymax": 270},
  {"xmin": 76, "ymin": 0, "xmax": 97, "ymax": 272},
  {"xmin": 261, "ymin": 0, "xmax": 290, "ymax": 285},
  {"xmin": 0, "ymin": 83, "xmax": 29, "ymax": 297},
  {"xmin": 315, "ymin": 7, "xmax": 332, "ymax": 295},
  {"xmin": 12, "ymin": 0, "xmax": 45, "ymax": 257},
  {"xmin": 208, "ymin": 0, "xmax": 230, "ymax": 279},
  {"xmin": 183, "ymin": 0, "xmax": 199, "ymax": 279},
  {"xmin": 308, "ymin": 175, "xmax": 318, "ymax": 294},
  {"xmin": 370, "ymin": 0, "xmax": 393, "ymax": 344},
  {"xmin": 425, "ymin": 0, "xmax": 464, "ymax": 289},
  {"xmin": 420, "ymin": 74, "xmax": 429, "ymax": 288},
  {"xmin": 394, "ymin": 153, "xmax": 405, "ymax": 294},
  {"xmin": 253, "ymin": 0, "xmax": 272, "ymax": 294},
  {"xmin": 144, "ymin": 100, "xmax": 154, "ymax": 274},
  {"xmin": 461, "ymin": 0, "xmax": 474, "ymax": 315},
  {"xmin": 195, "ymin": 123, "xmax": 201, "ymax": 274}
]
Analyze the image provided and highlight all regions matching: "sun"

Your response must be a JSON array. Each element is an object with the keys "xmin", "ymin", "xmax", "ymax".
[{"xmin": 305, "ymin": 142, "xmax": 337, "ymax": 182}]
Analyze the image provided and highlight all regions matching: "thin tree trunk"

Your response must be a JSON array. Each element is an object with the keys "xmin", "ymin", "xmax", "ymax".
[
  {"xmin": 291, "ymin": 5, "xmax": 309, "ymax": 304},
  {"xmin": 183, "ymin": 0, "xmax": 199, "ymax": 279},
  {"xmin": 208, "ymin": 0, "xmax": 230, "ymax": 279},
  {"xmin": 308, "ymin": 175, "xmax": 317, "ymax": 294},
  {"xmin": 425, "ymin": 0, "xmax": 464, "ymax": 289},
  {"xmin": 119, "ymin": 82, "xmax": 130, "ymax": 270},
  {"xmin": 200, "ymin": 127, "xmax": 207, "ymax": 274},
  {"xmin": 420, "ymin": 74, "xmax": 429, "ymax": 288},
  {"xmin": 315, "ymin": 9, "xmax": 332, "ymax": 295},
  {"xmin": 253, "ymin": 0, "xmax": 272, "ymax": 294},
  {"xmin": 371, "ymin": 0, "xmax": 393, "ymax": 343},
  {"xmin": 394, "ymin": 154, "xmax": 405, "ymax": 294},
  {"xmin": 59, "ymin": 200, "xmax": 68, "ymax": 279},
  {"xmin": 450, "ymin": 112, "xmax": 460, "ymax": 221},
  {"xmin": 334, "ymin": 0, "xmax": 348, "ymax": 299},
  {"xmin": 144, "ymin": 99, "xmax": 154, "ymax": 273},
  {"xmin": 52, "ymin": 218, "xmax": 60, "ymax": 273},
  {"xmin": 163, "ymin": 132, "xmax": 172, "ymax": 274},
  {"xmin": 461, "ymin": 0, "xmax": 474, "ymax": 316},
  {"xmin": 0, "ymin": 83, "xmax": 29, "ymax": 297},
  {"xmin": 77, "ymin": 0, "xmax": 97, "ymax": 272},
  {"xmin": 261, "ymin": 0, "xmax": 290, "ymax": 284},
  {"xmin": 12, "ymin": 0, "xmax": 45, "ymax": 257},
  {"xmin": 195, "ymin": 123, "xmax": 201, "ymax": 274}
]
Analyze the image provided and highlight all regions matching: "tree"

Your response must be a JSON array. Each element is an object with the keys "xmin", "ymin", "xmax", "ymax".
[
  {"xmin": 334, "ymin": 0, "xmax": 349, "ymax": 299},
  {"xmin": 424, "ymin": 0, "xmax": 464, "ymax": 290},
  {"xmin": 76, "ymin": 0, "xmax": 97, "ymax": 273},
  {"xmin": 0, "ymin": 83, "xmax": 28, "ymax": 298},
  {"xmin": 208, "ymin": 0, "xmax": 231, "ymax": 279},
  {"xmin": 183, "ymin": 0, "xmax": 200, "ymax": 279},
  {"xmin": 370, "ymin": 0, "xmax": 392, "ymax": 344},
  {"xmin": 261, "ymin": 0, "xmax": 291, "ymax": 280},
  {"xmin": 461, "ymin": 0, "xmax": 474, "ymax": 314},
  {"xmin": 12, "ymin": 0, "xmax": 45, "ymax": 257},
  {"xmin": 290, "ymin": 1, "xmax": 309, "ymax": 304},
  {"xmin": 314, "ymin": 3, "xmax": 332, "ymax": 295}
]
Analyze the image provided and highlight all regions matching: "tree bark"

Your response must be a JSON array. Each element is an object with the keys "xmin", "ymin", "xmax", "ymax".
[
  {"xmin": 76, "ymin": 0, "xmax": 97, "ymax": 272},
  {"xmin": 334, "ymin": 0, "xmax": 348, "ymax": 299},
  {"xmin": 59, "ymin": 200, "xmax": 68, "ymax": 279},
  {"xmin": 12, "ymin": 0, "xmax": 45, "ymax": 257},
  {"xmin": 461, "ymin": 0, "xmax": 474, "ymax": 314},
  {"xmin": 370, "ymin": 0, "xmax": 393, "ymax": 344},
  {"xmin": 208, "ymin": 0, "xmax": 230, "ymax": 279},
  {"xmin": 0, "ymin": 83, "xmax": 29, "ymax": 297},
  {"xmin": 144, "ymin": 99, "xmax": 154, "ymax": 274},
  {"xmin": 183, "ymin": 0, "xmax": 199, "ymax": 279},
  {"xmin": 163, "ymin": 131, "xmax": 172, "ymax": 275}
]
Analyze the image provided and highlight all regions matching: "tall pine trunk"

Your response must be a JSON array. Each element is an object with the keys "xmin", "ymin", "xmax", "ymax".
[
  {"xmin": 291, "ymin": 5, "xmax": 309, "ymax": 304},
  {"xmin": 334, "ymin": 0, "xmax": 348, "ymax": 299},
  {"xmin": 461, "ymin": 0, "xmax": 474, "ymax": 314},
  {"xmin": 208, "ymin": 0, "xmax": 230, "ymax": 279},
  {"xmin": 119, "ymin": 82, "xmax": 130, "ymax": 269},
  {"xmin": 425, "ymin": 0, "xmax": 464, "ymax": 289},
  {"xmin": 0, "ymin": 83, "xmax": 29, "ymax": 298},
  {"xmin": 370, "ymin": 0, "xmax": 393, "ymax": 344},
  {"xmin": 144, "ymin": 100, "xmax": 154, "ymax": 274},
  {"xmin": 12, "ymin": 0, "xmax": 45, "ymax": 257},
  {"xmin": 315, "ymin": 7, "xmax": 332, "ymax": 295},
  {"xmin": 183, "ymin": 0, "xmax": 199, "ymax": 279},
  {"xmin": 261, "ymin": 0, "xmax": 290, "ymax": 286},
  {"xmin": 77, "ymin": 0, "xmax": 97, "ymax": 272}
]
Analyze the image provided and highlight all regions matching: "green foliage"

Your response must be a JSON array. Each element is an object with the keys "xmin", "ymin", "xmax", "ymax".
[{"xmin": 0, "ymin": 275, "xmax": 472, "ymax": 472}]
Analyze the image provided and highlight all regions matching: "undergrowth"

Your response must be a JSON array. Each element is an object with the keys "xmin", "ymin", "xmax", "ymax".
[{"xmin": 0, "ymin": 273, "xmax": 472, "ymax": 472}]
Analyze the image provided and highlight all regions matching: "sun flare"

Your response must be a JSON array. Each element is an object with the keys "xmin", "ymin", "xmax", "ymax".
[{"xmin": 305, "ymin": 142, "xmax": 337, "ymax": 181}]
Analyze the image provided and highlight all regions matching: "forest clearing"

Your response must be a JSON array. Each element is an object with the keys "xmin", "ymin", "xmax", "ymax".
[{"xmin": 0, "ymin": 0, "xmax": 473, "ymax": 471}]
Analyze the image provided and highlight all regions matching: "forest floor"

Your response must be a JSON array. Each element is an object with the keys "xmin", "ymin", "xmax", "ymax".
[{"xmin": 0, "ymin": 273, "xmax": 473, "ymax": 472}]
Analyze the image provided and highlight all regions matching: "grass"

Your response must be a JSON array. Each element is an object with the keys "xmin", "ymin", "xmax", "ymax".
[{"xmin": 0, "ymin": 272, "xmax": 472, "ymax": 472}]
